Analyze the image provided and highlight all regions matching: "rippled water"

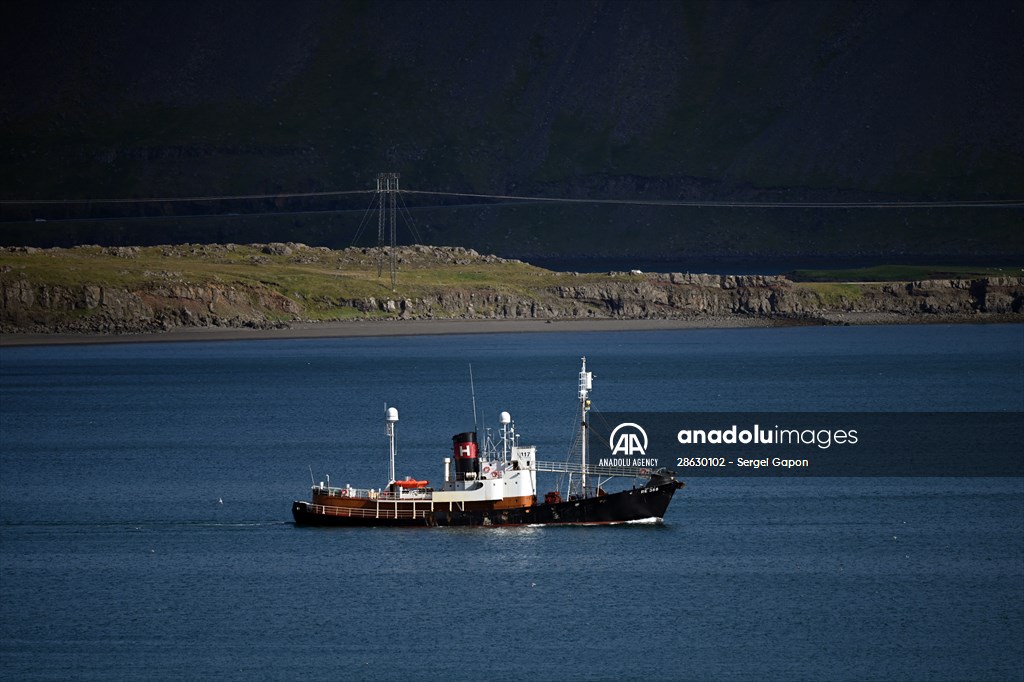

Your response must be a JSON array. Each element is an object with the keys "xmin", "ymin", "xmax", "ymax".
[{"xmin": 2, "ymin": 325, "xmax": 1022, "ymax": 680}]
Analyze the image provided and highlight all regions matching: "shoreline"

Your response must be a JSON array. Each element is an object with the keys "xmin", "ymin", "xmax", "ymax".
[
  {"xmin": 3, "ymin": 246, "xmax": 1020, "ymax": 346},
  {"xmin": 1, "ymin": 313, "xmax": 1018, "ymax": 348},
  {"xmin": 0, "ymin": 316, "xmax": 797, "ymax": 347}
]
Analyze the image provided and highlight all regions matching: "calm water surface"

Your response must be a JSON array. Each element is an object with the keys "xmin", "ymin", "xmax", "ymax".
[{"xmin": 1, "ymin": 325, "xmax": 1022, "ymax": 681}]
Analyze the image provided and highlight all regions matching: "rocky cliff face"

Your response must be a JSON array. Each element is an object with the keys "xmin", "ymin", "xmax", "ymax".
[
  {"xmin": 548, "ymin": 274, "xmax": 1024, "ymax": 320},
  {"xmin": 1, "ymin": 279, "xmax": 300, "ymax": 333},
  {"xmin": 2, "ymin": 265, "xmax": 1020, "ymax": 334}
]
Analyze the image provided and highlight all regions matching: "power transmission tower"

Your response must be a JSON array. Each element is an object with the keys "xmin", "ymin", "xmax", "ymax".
[{"xmin": 376, "ymin": 172, "xmax": 400, "ymax": 291}]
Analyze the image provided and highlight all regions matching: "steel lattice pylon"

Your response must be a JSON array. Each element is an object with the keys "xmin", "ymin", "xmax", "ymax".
[{"xmin": 376, "ymin": 172, "xmax": 400, "ymax": 290}]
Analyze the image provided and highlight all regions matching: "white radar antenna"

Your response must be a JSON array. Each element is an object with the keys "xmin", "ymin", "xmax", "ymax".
[{"xmin": 385, "ymin": 406, "xmax": 399, "ymax": 484}]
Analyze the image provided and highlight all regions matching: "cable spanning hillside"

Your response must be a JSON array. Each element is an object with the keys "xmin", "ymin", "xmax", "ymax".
[{"xmin": 2, "ymin": 185, "xmax": 1021, "ymax": 261}]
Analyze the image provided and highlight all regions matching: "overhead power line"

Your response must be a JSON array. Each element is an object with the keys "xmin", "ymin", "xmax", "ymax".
[
  {"xmin": 0, "ymin": 189, "xmax": 372, "ymax": 206},
  {"xmin": 400, "ymin": 189, "xmax": 1024, "ymax": 209},
  {"xmin": 2, "ymin": 187, "xmax": 1021, "ymax": 209}
]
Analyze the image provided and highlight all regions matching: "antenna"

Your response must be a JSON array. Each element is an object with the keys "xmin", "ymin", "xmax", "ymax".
[
  {"xmin": 579, "ymin": 356, "xmax": 593, "ymax": 496},
  {"xmin": 308, "ymin": 464, "xmax": 315, "ymax": 487},
  {"xmin": 469, "ymin": 364, "xmax": 478, "ymax": 431},
  {"xmin": 500, "ymin": 410, "xmax": 511, "ymax": 460},
  {"xmin": 385, "ymin": 406, "xmax": 399, "ymax": 484}
]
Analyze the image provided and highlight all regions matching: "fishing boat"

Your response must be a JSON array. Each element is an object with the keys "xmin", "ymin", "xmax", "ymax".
[{"xmin": 291, "ymin": 357, "xmax": 684, "ymax": 527}]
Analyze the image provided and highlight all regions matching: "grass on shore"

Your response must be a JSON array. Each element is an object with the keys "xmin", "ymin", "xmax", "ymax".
[
  {"xmin": 0, "ymin": 244, "xmax": 604, "ymax": 313},
  {"xmin": 788, "ymin": 264, "xmax": 1022, "ymax": 282}
]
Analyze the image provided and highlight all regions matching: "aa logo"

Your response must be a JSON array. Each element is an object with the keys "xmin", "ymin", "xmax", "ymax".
[{"xmin": 609, "ymin": 423, "xmax": 648, "ymax": 456}]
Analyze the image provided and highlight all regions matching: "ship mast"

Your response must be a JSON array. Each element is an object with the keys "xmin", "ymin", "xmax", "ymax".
[
  {"xmin": 386, "ymin": 406, "xmax": 399, "ymax": 484},
  {"xmin": 578, "ymin": 357, "xmax": 593, "ymax": 497}
]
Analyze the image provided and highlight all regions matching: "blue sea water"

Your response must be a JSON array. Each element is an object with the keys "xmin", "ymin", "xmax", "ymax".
[{"xmin": 1, "ymin": 324, "xmax": 1022, "ymax": 681}]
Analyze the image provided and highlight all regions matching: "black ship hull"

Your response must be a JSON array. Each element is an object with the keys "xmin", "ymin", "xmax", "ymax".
[{"xmin": 292, "ymin": 478, "xmax": 683, "ymax": 528}]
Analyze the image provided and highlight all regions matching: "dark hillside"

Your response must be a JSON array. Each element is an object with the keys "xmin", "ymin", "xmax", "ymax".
[{"xmin": 1, "ymin": 0, "xmax": 1021, "ymax": 259}]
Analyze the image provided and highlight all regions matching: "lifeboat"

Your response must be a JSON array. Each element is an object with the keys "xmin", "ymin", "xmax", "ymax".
[{"xmin": 393, "ymin": 479, "xmax": 429, "ymax": 489}]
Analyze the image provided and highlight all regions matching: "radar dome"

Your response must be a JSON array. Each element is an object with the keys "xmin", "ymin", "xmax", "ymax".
[{"xmin": 385, "ymin": 407, "xmax": 399, "ymax": 422}]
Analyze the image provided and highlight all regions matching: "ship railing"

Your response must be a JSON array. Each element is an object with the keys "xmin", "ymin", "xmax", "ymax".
[
  {"xmin": 305, "ymin": 502, "xmax": 431, "ymax": 521},
  {"xmin": 376, "ymin": 490, "xmax": 433, "ymax": 501},
  {"xmin": 533, "ymin": 460, "xmax": 666, "ymax": 479},
  {"xmin": 314, "ymin": 485, "xmax": 379, "ymax": 500},
  {"xmin": 312, "ymin": 486, "xmax": 433, "ymax": 502}
]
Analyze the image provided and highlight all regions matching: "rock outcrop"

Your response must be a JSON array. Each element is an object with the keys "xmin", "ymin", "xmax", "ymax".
[
  {"xmin": 1, "ymin": 280, "xmax": 298, "ymax": 334},
  {"xmin": 1, "ymin": 244, "xmax": 1021, "ymax": 334},
  {"xmin": 547, "ymin": 274, "xmax": 1023, "ymax": 320}
]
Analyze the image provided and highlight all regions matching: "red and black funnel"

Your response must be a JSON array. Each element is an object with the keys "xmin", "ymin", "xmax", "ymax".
[{"xmin": 452, "ymin": 432, "xmax": 479, "ymax": 479}]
